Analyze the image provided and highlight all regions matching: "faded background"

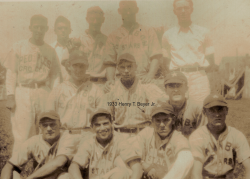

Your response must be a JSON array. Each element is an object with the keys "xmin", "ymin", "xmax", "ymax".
[{"xmin": 0, "ymin": 0, "xmax": 250, "ymax": 65}]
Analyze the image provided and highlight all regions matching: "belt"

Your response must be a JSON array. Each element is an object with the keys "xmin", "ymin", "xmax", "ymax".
[
  {"xmin": 17, "ymin": 81, "xmax": 46, "ymax": 88},
  {"xmin": 90, "ymin": 77, "xmax": 107, "ymax": 83},
  {"xmin": 61, "ymin": 127, "xmax": 92, "ymax": 134},
  {"xmin": 204, "ymin": 175, "xmax": 226, "ymax": 179},
  {"xmin": 114, "ymin": 127, "xmax": 145, "ymax": 133},
  {"xmin": 173, "ymin": 66, "xmax": 206, "ymax": 73}
]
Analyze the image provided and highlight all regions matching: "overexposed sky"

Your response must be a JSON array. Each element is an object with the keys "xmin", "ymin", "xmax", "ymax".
[{"xmin": 0, "ymin": 0, "xmax": 250, "ymax": 64}]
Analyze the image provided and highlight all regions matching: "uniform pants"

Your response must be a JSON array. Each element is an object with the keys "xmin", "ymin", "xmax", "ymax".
[
  {"xmin": 182, "ymin": 70, "xmax": 210, "ymax": 105},
  {"xmin": 12, "ymin": 85, "xmax": 50, "ymax": 179}
]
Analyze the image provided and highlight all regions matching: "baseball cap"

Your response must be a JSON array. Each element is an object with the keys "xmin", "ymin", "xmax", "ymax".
[
  {"xmin": 150, "ymin": 104, "xmax": 174, "ymax": 119},
  {"xmin": 68, "ymin": 50, "xmax": 88, "ymax": 66},
  {"xmin": 117, "ymin": 53, "xmax": 136, "ymax": 65},
  {"xmin": 164, "ymin": 71, "xmax": 187, "ymax": 86},
  {"xmin": 203, "ymin": 93, "xmax": 228, "ymax": 109},
  {"xmin": 87, "ymin": 6, "xmax": 104, "ymax": 16},
  {"xmin": 38, "ymin": 110, "xmax": 60, "ymax": 124},
  {"xmin": 90, "ymin": 108, "xmax": 111, "ymax": 124}
]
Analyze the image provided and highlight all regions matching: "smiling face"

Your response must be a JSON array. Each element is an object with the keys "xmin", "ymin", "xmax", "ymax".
[
  {"xmin": 204, "ymin": 106, "xmax": 228, "ymax": 130},
  {"xmin": 174, "ymin": 0, "xmax": 193, "ymax": 23},
  {"xmin": 165, "ymin": 82, "xmax": 188, "ymax": 104},
  {"xmin": 92, "ymin": 115, "xmax": 113, "ymax": 142},
  {"xmin": 39, "ymin": 118, "xmax": 60, "ymax": 143},
  {"xmin": 68, "ymin": 62, "xmax": 88, "ymax": 81},
  {"xmin": 29, "ymin": 20, "xmax": 48, "ymax": 42},
  {"xmin": 152, "ymin": 113, "xmax": 174, "ymax": 139}
]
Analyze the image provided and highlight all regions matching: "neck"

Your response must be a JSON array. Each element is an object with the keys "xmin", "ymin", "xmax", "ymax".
[
  {"xmin": 158, "ymin": 129, "xmax": 173, "ymax": 140},
  {"xmin": 44, "ymin": 134, "xmax": 60, "ymax": 146},
  {"xmin": 29, "ymin": 37, "xmax": 44, "ymax": 46},
  {"xmin": 97, "ymin": 133, "xmax": 113, "ymax": 148},
  {"xmin": 88, "ymin": 27, "xmax": 101, "ymax": 38},
  {"xmin": 122, "ymin": 19, "xmax": 137, "ymax": 30},
  {"xmin": 179, "ymin": 20, "xmax": 192, "ymax": 30},
  {"xmin": 69, "ymin": 77, "xmax": 88, "ymax": 87},
  {"xmin": 57, "ymin": 37, "xmax": 69, "ymax": 47},
  {"xmin": 207, "ymin": 124, "xmax": 226, "ymax": 140},
  {"xmin": 121, "ymin": 76, "xmax": 135, "ymax": 89},
  {"xmin": 170, "ymin": 98, "xmax": 186, "ymax": 112}
]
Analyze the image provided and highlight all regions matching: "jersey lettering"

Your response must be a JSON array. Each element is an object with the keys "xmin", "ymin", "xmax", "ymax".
[{"xmin": 225, "ymin": 142, "xmax": 232, "ymax": 151}]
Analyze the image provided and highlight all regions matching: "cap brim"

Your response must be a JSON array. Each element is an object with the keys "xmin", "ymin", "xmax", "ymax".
[
  {"xmin": 39, "ymin": 115, "xmax": 58, "ymax": 123},
  {"xmin": 151, "ymin": 109, "xmax": 173, "ymax": 118},
  {"xmin": 71, "ymin": 59, "xmax": 88, "ymax": 65},
  {"xmin": 90, "ymin": 111, "xmax": 111, "ymax": 123},
  {"xmin": 165, "ymin": 79, "xmax": 185, "ymax": 85},
  {"xmin": 204, "ymin": 101, "xmax": 228, "ymax": 108}
]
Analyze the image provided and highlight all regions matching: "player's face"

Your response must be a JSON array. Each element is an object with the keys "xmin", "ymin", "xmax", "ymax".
[
  {"xmin": 205, "ymin": 106, "xmax": 228, "ymax": 128},
  {"xmin": 118, "ymin": 2, "xmax": 138, "ymax": 22},
  {"xmin": 153, "ymin": 113, "xmax": 174, "ymax": 138},
  {"xmin": 55, "ymin": 22, "xmax": 71, "ymax": 40},
  {"xmin": 118, "ymin": 61, "xmax": 137, "ymax": 80},
  {"xmin": 92, "ymin": 116, "xmax": 112, "ymax": 141},
  {"xmin": 29, "ymin": 20, "xmax": 48, "ymax": 41},
  {"xmin": 40, "ymin": 119, "xmax": 60, "ymax": 141},
  {"xmin": 86, "ymin": 13, "xmax": 105, "ymax": 31},
  {"xmin": 69, "ymin": 62, "xmax": 88, "ymax": 81},
  {"xmin": 174, "ymin": 0, "xmax": 193, "ymax": 23},
  {"xmin": 165, "ymin": 83, "xmax": 187, "ymax": 102}
]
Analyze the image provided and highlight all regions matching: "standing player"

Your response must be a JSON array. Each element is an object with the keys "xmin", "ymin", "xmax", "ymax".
[
  {"xmin": 104, "ymin": 0, "xmax": 162, "ymax": 92},
  {"xmin": 1, "ymin": 110, "xmax": 64, "ymax": 179},
  {"xmin": 189, "ymin": 94, "xmax": 250, "ymax": 179},
  {"xmin": 106, "ymin": 53, "xmax": 168, "ymax": 139},
  {"xmin": 3, "ymin": 14, "xmax": 61, "ymax": 179},
  {"xmin": 79, "ymin": 6, "xmax": 107, "ymax": 86},
  {"xmin": 162, "ymin": 0, "xmax": 216, "ymax": 104},
  {"xmin": 68, "ymin": 108, "xmax": 143, "ymax": 179},
  {"xmin": 164, "ymin": 71, "xmax": 207, "ymax": 137},
  {"xmin": 51, "ymin": 16, "xmax": 72, "ymax": 81},
  {"xmin": 130, "ymin": 105, "xmax": 194, "ymax": 179}
]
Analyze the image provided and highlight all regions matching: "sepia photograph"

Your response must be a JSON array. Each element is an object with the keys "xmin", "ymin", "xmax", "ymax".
[{"xmin": 0, "ymin": 0, "xmax": 250, "ymax": 179}]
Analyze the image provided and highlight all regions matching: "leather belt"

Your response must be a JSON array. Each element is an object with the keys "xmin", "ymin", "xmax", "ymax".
[
  {"xmin": 17, "ymin": 81, "xmax": 46, "ymax": 88},
  {"xmin": 61, "ymin": 127, "xmax": 92, "ymax": 134},
  {"xmin": 203, "ymin": 175, "xmax": 226, "ymax": 179},
  {"xmin": 173, "ymin": 66, "xmax": 206, "ymax": 73},
  {"xmin": 114, "ymin": 127, "xmax": 144, "ymax": 133},
  {"xmin": 90, "ymin": 77, "xmax": 107, "ymax": 83}
]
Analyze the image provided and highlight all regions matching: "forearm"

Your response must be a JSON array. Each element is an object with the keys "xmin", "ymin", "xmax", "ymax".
[
  {"xmin": 1, "ymin": 162, "xmax": 14, "ymax": 179},
  {"xmin": 6, "ymin": 69, "xmax": 17, "ymax": 95},
  {"xmin": 148, "ymin": 58, "xmax": 159, "ymax": 78},
  {"xmin": 106, "ymin": 65, "xmax": 116, "ymax": 81},
  {"xmin": 163, "ymin": 150, "xmax": 194, "ymax": 179},
  {"xmin": 129, "ymin": 159, "xmax": 143, "ymax": 179},
  {"xmin": 68, "ymin": 162, "xmax": 83, "ymax": 179}
]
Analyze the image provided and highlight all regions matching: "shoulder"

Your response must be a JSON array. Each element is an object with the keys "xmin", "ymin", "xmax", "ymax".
[
  {"xmin": 50, "ymin": 41, "xmax": 57, "ymax": 48},
  {"xmin": 107, "ymin": 27, "xmax": 122, "ymax": 39},
  {"xmin": 171, "ymin": 130, "xmax": 189, "ymax": 145},
  {"xmin": 228, "ymin": 126, "xmax": 247, "ymax": 141},
  {"xmin": 164, "ymin": 26, "xmax": 178, "ymax": 36},
  {"xmin": 44, "ymin": 43, "xmax": 56, "ymax": 52},
  {"xmin": 189, "ymin": 126, "xmax": 208, "ymax": 142},
  {"xmin": 23, "ymin": 134, "xmax": 42, "ymax": 148},
  {"xmin": 78, "ymin": 135, "xmax": 95, "ymax": 149},
  {"xmin": 91, "ymin": 83, "xmax": 104, "ymax": 94},
  {"xmin": 12, "ymin": 39, "xmax": 29, "ymax": 50},
  {"xmin": 192, "ymin": 24, "xmax": 210, "ymax": 35},
  {"xmin": 138, "ymin": 126, "xmax": 154, "ymax": 139}
]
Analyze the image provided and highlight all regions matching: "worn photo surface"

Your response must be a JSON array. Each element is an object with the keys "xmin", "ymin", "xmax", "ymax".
[{"xmin": 0, "ymin": 0, "xmax": 250, "ymax": 179}]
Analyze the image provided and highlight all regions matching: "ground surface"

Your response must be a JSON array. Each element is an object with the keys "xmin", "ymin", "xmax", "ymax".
[{"xmin": 1, "ymin": 98, "xmax": 250, "ymax": 178}]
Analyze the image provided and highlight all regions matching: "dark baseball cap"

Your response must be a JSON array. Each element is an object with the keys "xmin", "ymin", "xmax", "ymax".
[
  {"xmin": 90, "ymin": 108, "xmax": 111, "ymax": 123},
  {"xmin": 67, "ymin": 50, "xmax": 88, "ymax": 66},
  {"xmin": 151, "ymin": 104, "xmax": 174, "ymax": 119},
  {"xmin": 117, "ymin": 53, "xmax": 136, "ymax": 65},
  {"xmin": 164, "ymin": 71, "xmax": 187, "ymax": 86},
  {"xmin": 39, "ymin": 110, "xmax": 60, "ymax": 123},
  {"xmin": 203, "ymin": 93, "xmax": 228, "ymax": 109}
]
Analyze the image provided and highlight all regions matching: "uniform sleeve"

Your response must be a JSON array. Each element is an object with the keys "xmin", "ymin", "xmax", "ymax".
[
  {"xmin": 148, "ymin": 27, "xmax": 162, "ymax": 60},
  {"xmin": 3, "ymin": 45, "xmax": 19, "ymax": 73},
  {"xmin": 162, "ymin": 32, "xmax": 171, "ymax": 59},
  {"xmin": 172, "ymin": 131, "xmax": 190, "ymax": 155},
  {"xmin": 204, "ymin": 29, "xmax": 214, "ymax": 55},
  {"xmin": 234, "ymin": 131, "xmax": 250, "ymax": 163},
  {"xmin": 72, "ymin": 139, "xmax": 92, "ymax": 168},
  {"xmin": 103, "ymin": 34, "xmax": 117, "ymax": 66},
  {"xmin": 9, "ymin": 137, "xmax": 34, "ymax": 168},
  {"xmin": 46, "ymin": 86, "xmax": 59, "ymax": 112},
  {"xmin": 189, "ymin": 132, "xmax": 205, "ymax": 163},
  {"xmin": 49, "ymin": 49, "xmax": 62, "ymax": 89}
]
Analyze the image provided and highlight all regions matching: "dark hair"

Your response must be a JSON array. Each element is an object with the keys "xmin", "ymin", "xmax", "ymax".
[
  {"xmin": 152, "ymin": 112, "xmax": 176, "ymax": 129},
  {"xmin": 91, "ymin": 113, "xmax": 112, "ymax": 125},
  {"xmin": 118, "ymin": 59, "xmax": 133, "ymax": 66},
  {"xmin": 119, "ymin": 0, "xmax": 138, "ymax": 8},
  {"xmin": 30, "ymin": 14, "xmax": 48, "ymax": 26},
  {"xmin": 173, "ymin": 0, "xmax": 193, "ymax": 9},
  {"xmin": 54, "ymin": 16, "xmax": 71, "ymax": 28}
]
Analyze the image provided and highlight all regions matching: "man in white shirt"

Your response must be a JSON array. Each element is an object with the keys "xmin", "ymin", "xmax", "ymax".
[{"xmin": 162, "ymin": 0, "xmax": 216, "ymax": 104}]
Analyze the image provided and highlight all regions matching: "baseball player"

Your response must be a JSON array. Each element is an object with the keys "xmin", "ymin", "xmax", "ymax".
[
  {"xmin": 129, "ymin": 104, "xmax": 194, "ymax": 179},
  {"xmin": 106, "ymin": 53, "xmax": 169, "ymax": 139},
  {"xmin": 162, "ymin": 0, "xmax": 216, "ymax": 104},
  {"xmin": 3, "ymin": 14, "xmax": 61, "ymax": 179},
  {"xmin": 79, "ymin": 6, "xmax": 107, "ymax": 86},
  {"xmin": 50, "ymin": 16, "xmax": 72, "ymax": 81},
  {"xmin": 163, "ymin": 71, "xmax": 207, "ymax": 137},
  {"xmin": 0, "ymin": 110, "xmax": 66, "ymax": 179},
  {"xmin": 189, "ymin": 93, "xmax": 250, "ymax": 179},
  {"xmin": 68, "ymin": 108, "xmax": 143, "ymax": 179},
  {"xmin": 104, "ymin": 0, "xmax": 162, "ymax": 92}
]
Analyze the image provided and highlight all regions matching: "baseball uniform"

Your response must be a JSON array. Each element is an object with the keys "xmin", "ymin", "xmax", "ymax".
[
  {"xmin": 106, "ymin": 77, "xmax": 169, "ymax": 135},
  {"xmin": 162, "ymin": 24, "xmax": 214, "ymax": 103},
  {"xmin": 130, "ymin": 126, "xmax": 190, "ymax": 178},
  {"xmin": 72, "ymin": 131, "xmax": 140, "ymax": 179},
  {"xmin": 189, "ymin": 125, "xmax": 250, "ymax": 178},
  {"xmin": 104, "ymin": 23, "xmax": 162, "ymax": 78},
  {"xmin": 80, "ymin": 29, "xmax": 107, "ymax": 79},
  {"xmin": 3, "ymin": 39, "xmax": 61, "ymax": 156},
  {"xmin": 51, "ymin": 41, "xmax": 70, "ymax": 81},
  {"xmin": 60, "ymin": 81, "xmax": 105, "ymax": 129}
]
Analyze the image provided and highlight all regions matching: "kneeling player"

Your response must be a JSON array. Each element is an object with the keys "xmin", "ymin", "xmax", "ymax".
[
  {"xmin": 130, "ymin": 104, "xmax": 194, "ymax": 179},
  {"xmin": 1, "ymin": 111, "xmax": 65, "ymax": 179},
  {"xmin": 69, "ymin": 108, "xmax": 143, "ymax": 179},
  {"xmin": 189, "ymin": 94, "xmax": 250, "ymax": 179}
]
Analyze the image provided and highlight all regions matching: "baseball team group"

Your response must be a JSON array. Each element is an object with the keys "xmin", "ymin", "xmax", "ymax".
[{"xmin": 1, "ymin": 0, "xmax": 250, "ymax": 179}]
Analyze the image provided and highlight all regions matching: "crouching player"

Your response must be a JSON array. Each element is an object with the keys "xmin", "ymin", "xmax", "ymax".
[
  {"xmin": 189, "ymin": 94, "xmax": 250, "ymax": 179},
  {"xmin": 130, "ymin": 104, "xmax": 194, "ymax": 179},
  {"xmin": 69, "ymin": 108, "xmax": 143, "ymax": 179},
  {"xmin": 1, "ymin": 110, "xmax": 65, "ymax": 179}
]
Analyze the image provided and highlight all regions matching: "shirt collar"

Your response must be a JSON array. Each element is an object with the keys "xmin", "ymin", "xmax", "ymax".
[
  {"xmin": 206, "ymin": 125, "xmax": 229, "ymax": 148},
  {"xmin": 177, "ymin": 23, "xmax": 194, "ymax": 34},
  {"xmin": 119, "ymin": 77, "xmax": 139, "ymax": 92}
]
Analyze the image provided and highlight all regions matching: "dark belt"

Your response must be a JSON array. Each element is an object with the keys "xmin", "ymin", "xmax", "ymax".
[
  {"xmin": 90, "ymin": 77, "xmax": 107, "ymax": 82},
  {"xmin": 61, "ymin": 127, "xmax": 92, "ymax": 134},
  {"xmin": 114, "ymin": 127, "xmax": 145, "ymax": 133},
  {"xmin": 17, "ymin": 81, "xmax": 46, "ymax": 88},
  {"xmin": 173, "ymin": 66, "xmax": 206, "ymax": 73}
]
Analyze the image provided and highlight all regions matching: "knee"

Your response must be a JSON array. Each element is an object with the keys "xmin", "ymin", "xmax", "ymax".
[{"xmin": 57, "ymin": 172, "xmax": 70, "ymax": 179}]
